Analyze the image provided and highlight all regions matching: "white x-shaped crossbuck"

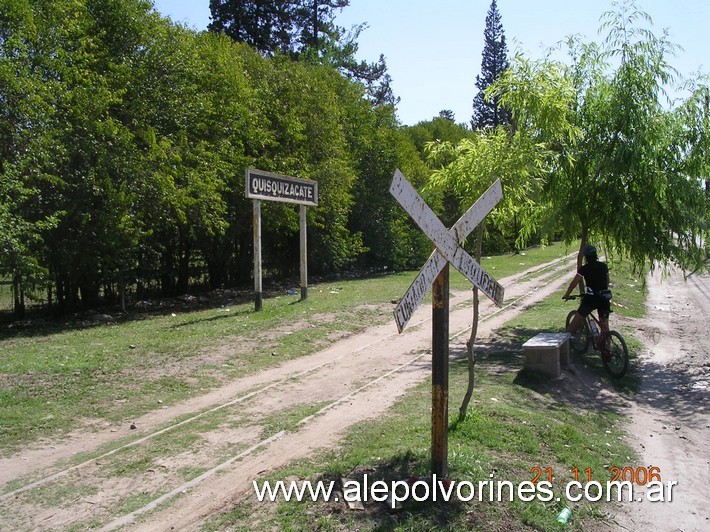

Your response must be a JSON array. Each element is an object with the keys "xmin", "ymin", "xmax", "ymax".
[{"xmin": 390, "ymin": 170, "xmax": 505, "ymax": 332}]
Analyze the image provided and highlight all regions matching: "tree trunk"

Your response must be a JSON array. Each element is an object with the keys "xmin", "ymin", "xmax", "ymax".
[
  {"xmin": 235, "ymin": 231, "xmax": 251, "ymax": 285},
  {"xmin": 79, "ymin": 280, "xmax": 99, "ymax": 310},
  {"xmin": 119, "ymin": 270, "xmax": 126, "ymax": 313},
  {"xmin": 459, "ymin": 222, "xmax": 485, "ymax": 419},
  {"xmin": 13, "ymin": 272, "xmax": 25, "ymax": 320},
  {"xmin": 161, "ymin": 244, "xmax": 175, "ymax": 296},
  {"xmin": 577, "ymin": 226, "xmax": 588, "ymax": 294},
  {"xmin": 312, "ymin": 0, "xmax": 318, "ymax": 47},
  {"xmin": 177, "ymin": 229, "xmax": 191, "ymax": 294}
]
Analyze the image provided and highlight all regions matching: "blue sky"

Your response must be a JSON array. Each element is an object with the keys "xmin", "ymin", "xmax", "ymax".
[{"xmin": 152, "ymin": 1, "xmax": 708, "ymax": 126}]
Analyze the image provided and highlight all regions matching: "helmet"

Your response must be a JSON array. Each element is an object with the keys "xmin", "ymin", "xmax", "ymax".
[{"xmin": 582, "ymin": 244, "xmax": 597, "ymax": 257}]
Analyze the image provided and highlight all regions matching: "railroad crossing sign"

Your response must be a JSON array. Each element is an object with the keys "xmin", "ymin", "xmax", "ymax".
[
  {"xmin": 389, "ymin": 169, "xmax": 504, "ymax": 479},
  {"xmin": 390, "ymin": 170, "xmax": 504, "ymax": 332}
]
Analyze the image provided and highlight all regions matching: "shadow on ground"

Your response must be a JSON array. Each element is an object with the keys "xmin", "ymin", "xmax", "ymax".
[{"xmin": 448, "ymin": 334, "xmax": 645, "ymax": 419}]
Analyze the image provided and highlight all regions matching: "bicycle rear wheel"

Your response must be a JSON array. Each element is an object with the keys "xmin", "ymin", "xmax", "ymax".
[
  {"xmin": 566, "ymin": 310, "xmax": 590, "ymax": 354},
  {"xmin": 602, "ymin": 331, "xmax": 629, "ymax": 378}
]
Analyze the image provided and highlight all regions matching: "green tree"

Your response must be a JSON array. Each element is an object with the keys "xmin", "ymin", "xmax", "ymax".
[
  {"xmin": 472, "ymin": 0, "xmax": 510, "ymax": 130},
  {"xmin": 489, "ymin": 1, "xmax": 708, "ymax": 272},
  {"xmin": 0, "ymin": 0, "xmax": 148, "ymax": 311},
  {"xmin": 293, "ymin": 0, "xmax": 348, "ymax": 49},
  {"xmin": 349, "ymin": 104, "xmax": 431, "ymax": 270},
  {"xmin": 406, "ymin": 115, "xmax": 471, "ymax": 155},
  {"xmin": 426, "ymin": 0, "xmax": 709, "ymax": 414},
  {"xmin": 251, "ymin": 54, "xmax": 366, "ymax": 273},
  {"xmin": 0, "ymin": 0, "xmax": 432, "ymax": 317},
  {"xmin": 0, "ymin": 0, "xmax": 59, "ymax": 316},
  {"xmin": 404, "ymin": 115, "xmax": 473, "ymax": 230},
  {"xmin": 0, "ymin": 170, "xmax": 56, "ymax": 318},
  {"xmin": 208, "ymin": 0, "xmax": 295, "ymax": 54},
  {"xmin": 210, "ymin": 1, "xmax": 392, "ymax": 106},
  {"xmin": 439, "ymin": 109, "xmax": 455, "ymax": 122},
  {"xmin": 122, "ymin": 20, "xmax": 262, "ymax": 295},
  {"xmin": 427, "ymin": 54, "xmax": 576, "ymax": 418},
  {"xmin": 209, "ymin": 0, "xmax": 349, "ymax": 55}
]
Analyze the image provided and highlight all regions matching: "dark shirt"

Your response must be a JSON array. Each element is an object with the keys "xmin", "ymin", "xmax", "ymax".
[{"xmin": 578, "ymin": 260, "xmax": 608, "ymax": 294}]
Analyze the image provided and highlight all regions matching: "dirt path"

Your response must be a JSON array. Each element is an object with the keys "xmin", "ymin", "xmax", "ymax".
[
  {"xmin": 112, "ymin": 257, "xmax": 576, "ymax": 532},
  {"xmin": 2, "ymin": 259, "xmax": 707, "ymax": 531},
  {"xmin": 0, "ymin": 255, "xmax": 576, "ymax": 530},
  {"xmin": 614, "ymin": 269, "xmax": 710, "ymax": 531}
]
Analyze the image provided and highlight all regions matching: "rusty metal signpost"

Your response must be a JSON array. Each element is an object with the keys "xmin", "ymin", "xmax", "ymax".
[
  {"xmin": 389, "ymin": 169, "xmax": 504, "ymax": 478},
  {"xmin": 246, "ymin": 169, "xmax": 318, "ymax": 311}
]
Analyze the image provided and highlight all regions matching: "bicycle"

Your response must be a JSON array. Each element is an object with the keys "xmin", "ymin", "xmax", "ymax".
[{"xmin": 564, "ymin": 295, "xmax": 629, "ymax": 378}]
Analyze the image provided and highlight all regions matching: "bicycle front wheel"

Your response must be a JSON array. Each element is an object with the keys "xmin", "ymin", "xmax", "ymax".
[
  {"xmin": 566, "ymin": 310, "xmax": 590, "ymax": 354},
  {"xmin": 602, "ymin": 331, "xmax": 629, "ymax": 378}
]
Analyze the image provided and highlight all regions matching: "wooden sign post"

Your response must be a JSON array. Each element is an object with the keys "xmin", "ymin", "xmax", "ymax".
[
  {"xmin": 246, "ymin": 169, "xmax": 318, "ymax": 311},
  {"xmin": 389, "ymin": 169, "xmax": 504, "ymax": 478}
]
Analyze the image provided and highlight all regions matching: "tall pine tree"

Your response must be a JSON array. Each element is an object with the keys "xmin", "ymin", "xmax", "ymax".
[
  {"xmin": 209, "ymin": 1, "xmax": 392, "ymax": 105},
  {"xmin": 471, "ymin": 0, "xmax": 510, "ymax": 130},
  {"xmin": 293, "ymin": 0, "xmax": 348, "ymax": 49},
  {"xmin": 208, "ymin": 0, "xmax": 349, "ymax": 55},
  {"xmin": 208, "ymin": 0, "xmax": 295, "ymax": 54}
]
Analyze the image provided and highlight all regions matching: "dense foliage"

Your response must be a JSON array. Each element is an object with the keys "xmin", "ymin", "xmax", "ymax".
[
  {"xmin": 1, "ymin": 0, "xmax": 706, "ymax": 320},
  {"xmin": 0, "ymin": 0, "xmax": 429, "ymax": 316},
  {"xmin": 209, "ymin": 0, "xmax": 348, "ymax": 55},
  {"xmin": 208, "ymin": 0, "xmax": 392, "ymax": 105},
  {"xmin": 434, "ymin": 1, "xmax": 709, "ymax": 272}
]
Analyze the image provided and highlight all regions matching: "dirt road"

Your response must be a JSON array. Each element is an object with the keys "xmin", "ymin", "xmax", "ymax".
[
  {"xmin": 614, "ymin": 269, "xmax": 710, "ymax": 531},
  {"xmin": 0, "ymin": 255, "xmax": 575, "ymax": 530},
  {"xmin": 1, "ymin": 259, "xmax": 708, "ymax": 531},
  {"xmin": 108, "ymin": 256, "xmax": 578, "ymax": 531}
]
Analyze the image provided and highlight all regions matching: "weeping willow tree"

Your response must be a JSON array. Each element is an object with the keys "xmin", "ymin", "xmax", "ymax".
[
  {"xmin": 431, "ymin": 0, "xmax": 708, "ymax": 417},
  {"xmin": 493, "ymin": 1, "xmax": 708, "ymax": 272}
]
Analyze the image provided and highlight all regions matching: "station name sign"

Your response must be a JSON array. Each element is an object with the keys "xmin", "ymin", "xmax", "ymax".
[{"xmin": 246, "ymin": 168, "xmax": 318, "ymax": 206}]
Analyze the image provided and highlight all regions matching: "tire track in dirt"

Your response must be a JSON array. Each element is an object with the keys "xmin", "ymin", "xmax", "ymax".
[
  {"xmin": 613, "ymin": 269, "xmax": 710, "ymax": 532},
  {"xmin": 107, "ymin": 255, "xmax": 575, "ymax": 531},
  {"xmin": 0, "ymin": 254, "xmax": 576, "ymax": 531}
]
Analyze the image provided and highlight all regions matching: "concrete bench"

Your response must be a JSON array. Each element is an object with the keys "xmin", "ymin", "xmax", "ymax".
[{"xmin": 522, "ymin": 332, "xmax": 571, "ymax": 378}]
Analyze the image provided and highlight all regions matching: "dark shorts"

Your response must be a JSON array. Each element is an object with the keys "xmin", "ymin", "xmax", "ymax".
[{"xmin": 578, "ymin": 294, "xmax": 610, "ymax": 319}]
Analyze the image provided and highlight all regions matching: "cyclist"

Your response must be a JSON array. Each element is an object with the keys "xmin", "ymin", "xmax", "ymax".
[{"xmin": 562, "ymin": 244, "xmax": 612, "ymax": 342}]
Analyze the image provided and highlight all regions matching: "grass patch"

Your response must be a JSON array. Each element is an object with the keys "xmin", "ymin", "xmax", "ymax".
[
  {"xmin": 259, "ymin": 401, "xmax": 333, "ymax": 439},
  {"xmin": 19, "ymin": 479, "xmax": 100, "ymax": 509},
  {"xmin": 449, "ymin": 242, "xmax": 573, "ymax": 291},
  {"xmin": 208, "ymin": 256, "xmax": 647, "ymax": 531},
  {"xmin": 0, "ymin": 243, "xmax": 571, "ymax": 453},
  {"xmin": 117, "ymin": 490, "xmax": 162, "ymax": 515},
  {"xmin": 210, "ymin": 358, "xmax": 636, "ymax": 531},
  {"xmin": 97, "ymin": 430, "xmax": 203, "ymax": 478},
  {"xmin": 178, "ymin": 466, "xmax": 210, "ymax": 482}
]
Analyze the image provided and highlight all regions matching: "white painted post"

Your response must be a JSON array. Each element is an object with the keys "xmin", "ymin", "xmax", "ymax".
[
  {"xmin": 253, "ymin": 199, "xmax": 262, "ymax": 311},
  {"xmin": 300, "ymin": 204, "xmax": 308, "ymax": 300}
]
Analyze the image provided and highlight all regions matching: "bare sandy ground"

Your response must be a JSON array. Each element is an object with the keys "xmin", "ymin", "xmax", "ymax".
[
  {"xmin": 1, "ymin": 258, "xmax": 708, "ymax": 531},
  {"xmin": 613, "ymin": 269, "xmax": 710, "ymax": 532},
  {"xmin": 0, "ymin": 256, "xmax": 573, "ymax": 530},
  {"xmin": 109, "ymin": 257, "xmax": 577, "ymax": 531}
]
